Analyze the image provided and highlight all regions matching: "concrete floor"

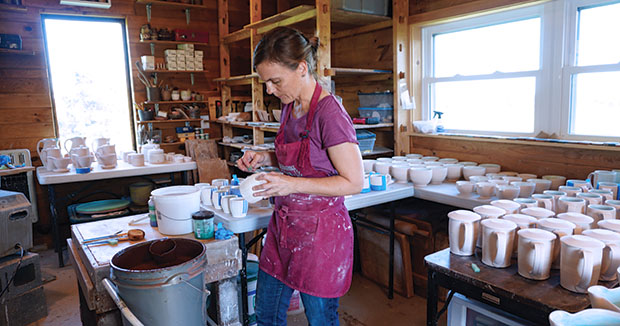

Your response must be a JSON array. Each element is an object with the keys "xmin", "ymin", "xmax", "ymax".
[{"xmin": 27, "ymin": 248, "xmax": 446, "ymax": 326}]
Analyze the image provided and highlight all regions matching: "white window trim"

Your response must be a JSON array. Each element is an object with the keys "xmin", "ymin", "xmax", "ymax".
[{"xmin": 419, "ymin": 0, "xmax": 620, "ymax": 141}]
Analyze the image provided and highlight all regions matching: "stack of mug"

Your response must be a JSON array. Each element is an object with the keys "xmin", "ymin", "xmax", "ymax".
[
  {"xmin": 92, "ymin": 137, "xmax": 117, "ymax": 169},
  {"xmin": 195, "ymin": 177, "xmax": 253, "ymax": 218}
]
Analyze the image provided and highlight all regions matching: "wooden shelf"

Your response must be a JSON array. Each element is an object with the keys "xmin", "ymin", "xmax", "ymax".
[
  {"xmin": 361, "ymin": 146, "xmax": 393, "ymax": 157},
  {"xmin": 222, "ymin": 29, "xmax": 252, "ymax": 44},
  {"xmin": 139, "ymin": 40, "xmax": 209, "ymax": 46},
  {"xmin": 325, "ymin": 67, "xmax": 391, "ymax": 76},
  {"xmin": 216, "ymin": 121, "xmax": 255, "ymax": 130},
  {"xmin": 245, "ymin": 5, "xmax": 316, "ymax": 33},
  {"xmin": 135, "ymin": 0, "xmax": 208, "ymax": 9},
  {"xmin": 144, "ymin": 69, "xmax": 204, "ymax": 73},
  {"xmin": 331, "ymin": 8, "xmax": 391, "ymax": 26},
  {"xmin": 159, "ymin": 141, "xmax": 183, "ymax": 146},
  {"xmin": 0, "ymin": 48, "xmax": 35, "ymax": 56},
  {"xmin": 218, "ymin": 142, "xmax": 252, "ymax": 150},
  {"xmin": 0, "ymin": 3, "xmax": 27, "ymax": 11},
  {"xmin": 213, "ymin": 74, "xmax": 259, "ymax": 86},
  {"xmin": 144, "ymin": 100, "xmax": 208, "ymax": 105},
  {"xmin": 137, "ymin": 118, "xmax": 202, "ymax": 124},
  {"xmin": 0, "ymin": 166, "xmax": 35, "ymax": 177},
  {"xmin": 353, "ymin": 123, "xmax": 394, "ymax": 130},
  {"xmin": 60, "ymin": 0, "xmax": 111, "ymax": 8}
]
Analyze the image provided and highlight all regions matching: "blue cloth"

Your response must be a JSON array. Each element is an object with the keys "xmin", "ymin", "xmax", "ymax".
[
  {"xmin": 214, "ymin": 222, "xmax": 234, "ymax": 240},
  {"xmin": 256, "ymin": 269, "xmax": 340, "ymax": 326}
]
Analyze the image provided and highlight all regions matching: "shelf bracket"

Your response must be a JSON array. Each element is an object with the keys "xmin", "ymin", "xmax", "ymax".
[
  {"xmin": 190, "ymin": 72, "xmax": 195, "ymax": 85},
  {"xmin": 185, "ymin": 8, "xmax": 191, "ymax": 25},
  {"xmin": 146, "ymin": 3, "xmax": 152, "ymax": 22},
  {"xmin": 150, "ymin": 43, "xmax": 155, "ymax": 56}
]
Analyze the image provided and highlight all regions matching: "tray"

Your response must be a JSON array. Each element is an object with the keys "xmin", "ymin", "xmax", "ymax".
[{"xmin": 75, "ymin": 199, "xmax": 131, "ymax": 215}]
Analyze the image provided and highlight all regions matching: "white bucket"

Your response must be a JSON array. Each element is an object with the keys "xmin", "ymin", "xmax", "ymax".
[{"xmin": 151, "ymin": 186, "xmax": 200, "ymax": 235}]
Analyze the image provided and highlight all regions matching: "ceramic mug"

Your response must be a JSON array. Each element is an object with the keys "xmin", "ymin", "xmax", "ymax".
[
  {"xmin": 490, "ymin": 199, "xmax": 521, "ymax": 215},
  {"xmin": 582, "ymin": 229, "xmax": 620, "ymax": 281},
  {"xmin": 557, "ymin": 212, "xmax": 594, "ymax": 235},
  {"xmin": 605, "ymin": 200, "xmax": 620, "ymax": 219},
  {"xmin": 558, "ymin": 186, "xmax": 582, "ymax": 197},
  {"xmin": 598, "ymin": 219, "xmax": 620, "ymax": 234},
  {"xmin": 230, "ymin": 197, "xmax": 249, "ymax": 218},
  {"xmin": 473, "ymin": 205, "xmax": 506, "ymax": 247},
  {"xmin": 566, "ymin": 179, "xmax": 593, "ymax": 192},
  {"xmin": 502, "ymin": 213, "xmax": 538, "ymax": 256},
  {"xmin": 198, "ymin": 185, "xmax": 217, "ymax": 206},
  {"xmin": 481, "ymin": 218, "xmax": 517, "ymax": 268},
  {"xmin": 587, "ymin": 204, "xmax": 617, "ymax": 225},
  {"xmin": 448, "ymin": 210, "xmax": 481, "ymax": 256},
  {"xmin": 521, "ymin": 207, "xmax": 555, "ymax": 219},
  {"xmin": 532, "ymin": 194, "xmax": 554, "ymax": 211},
  {"xmin": 537, "ymin": 218, "xmax": 576, "ymax": 269},
  {"xmin": 588, "ymin": 170, "xmax": 617, "ymax": 189},
  {"xmin": 362, "ymin": 159, "xmax": 376, "ymax": 173},
  {"xmin": 577, "ymin": 192, "xmax": 603, "ymax": 206},
  {"xmin": 44, "ymin": 148, "xmax": 63, "ymax": 171},
  {"xmin": 95, "ymin": 152, "xmax": 117, "ymax": 167},
  {"xmin": 517, "ymin": 228, "xmax": 556, "ymax": 280},
  {"xmin": 212, "ymin": 178, "xmax": 230, "ymax": 188},
  {"xmin": 512, "ymin": 198, "xmax": 538, "ymax": 212},
  {"xmin": 560, "ymin": 235, "xmax": 605, "ymax": 293},
  {"xmin": 370, "ymin": 173, "xmax": 393, "ymax": 191},
  {"xmin": 597, "ymin": 182, "xmax": 620, "ymax": 200},
  {"xmin": 122, "ymin": 150, "xmax": 136, "ymax": 163},
  {"xmin": 361, "ymin": 174, "xmax": 371, "ymax": 193},
  {"xmin": 64, "ymin": 136, "xmax": 87, "ymax": 153},
  {"xmin": 221, "ymin": 195, "xmax": 238, "ymax": 214},
  {"xmin": 50, "ymin": 156, "xmax": 71, "ymax": 171},
  {"xmin": 211, "ymin": 190, "xmax": 227, "ymax": 210},
  {"xmin": 543, "ymin": 190, "xmax": 567, "ymax": 213},
  {"xmin": 557, "ymin": 196, "xmax": 587, "ymax": 214},
  {"xmin": 589, "ymin": 189, "xmax": 614, "ymax": 203}
]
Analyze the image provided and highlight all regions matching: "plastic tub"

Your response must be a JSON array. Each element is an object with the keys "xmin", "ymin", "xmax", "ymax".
[
  {"xmin": 356, "ymin": 130, "xmax": 376, "ymax": 153},
  {"xmin": 151, "ymin": 185, "xmax": 200, "ymax": 235},
  {"xmin": 357, "ymin": 91, "xmax": 393, "ymax": 108},
  {"xmin": 358, "ymin": 107, "xmax": 393, "ymax": 123}
]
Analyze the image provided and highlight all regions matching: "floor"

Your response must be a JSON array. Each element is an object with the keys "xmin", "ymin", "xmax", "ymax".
[{"xmin": 28, "ymin": 248, "xmax": 447, "ymax": 326}]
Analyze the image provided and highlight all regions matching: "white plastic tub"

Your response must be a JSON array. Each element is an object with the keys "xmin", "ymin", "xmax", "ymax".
[{"xmin": 151, "ymin": 186, "xmax": 200, "ymax": 235}]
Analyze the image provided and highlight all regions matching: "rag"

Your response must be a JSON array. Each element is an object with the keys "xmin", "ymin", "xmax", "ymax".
[{"xmin": 214, "ymin": 222, "xmax": 234, "ymax": 240}]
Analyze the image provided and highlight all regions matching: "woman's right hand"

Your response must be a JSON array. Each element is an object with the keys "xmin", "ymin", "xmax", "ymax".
[{"xmin": 236, "ymin": 150, "xmax": 265, "ymax": 172}]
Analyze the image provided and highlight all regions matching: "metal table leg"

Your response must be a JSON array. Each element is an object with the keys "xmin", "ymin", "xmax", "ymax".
[
  {"xmin": 388, "ymin": 202, "xmax": 395, "ymax": 299},
  {"xmin": 47, "ymin": 184, "xmax": 64, "ymax": 267},
  {"xmin": 239, "ymin": 233, "xmax": 249, "ymax": 326},
  {"xmin": 427, "ymin": 269, "xmax": 438, "ymax": 326}
]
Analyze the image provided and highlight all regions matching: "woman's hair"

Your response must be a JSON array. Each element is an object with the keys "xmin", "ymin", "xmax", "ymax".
[{"xmin": 253, "ymin": 27, "xmax": 320, "ymax": 81}]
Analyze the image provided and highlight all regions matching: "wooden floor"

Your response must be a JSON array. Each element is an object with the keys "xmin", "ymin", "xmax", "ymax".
[{"xmin": 28, "ymin": 248, "xmax": 446, "ymax": 326}]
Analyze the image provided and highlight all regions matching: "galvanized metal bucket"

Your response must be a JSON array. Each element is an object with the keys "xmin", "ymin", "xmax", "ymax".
[{"xmin": 110, "ymin": 238, "xmax": 209, "ymax": 326}]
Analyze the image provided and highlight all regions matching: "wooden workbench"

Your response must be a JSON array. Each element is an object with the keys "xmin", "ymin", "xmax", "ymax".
[{"xmin": 68, "ymin": 214, "xmax": 242, "ymax": 326}]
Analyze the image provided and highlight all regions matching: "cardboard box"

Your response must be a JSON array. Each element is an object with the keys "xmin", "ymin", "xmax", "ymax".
[
  {"xmin": 177, "ymin": 43, "xmax": 194, "ymax": 51},
  {"xmin": 194, "ymin": 62, "xmax": 203, "ymax": 71},
  {"xmin": 140, "ymin": 55, "xmax": 154, "ymax": 71},
  {"xmin": 176, "ymin": 54, "xmax": 186, "ymax": 62},
  {"xmin": 167, "ymin": 62, "xmax": 177, "ymax": 71},
  {"xmin": 185, "ymin": 56, "xmax": 194, "ymax": 63},
  {"xmin": 164, "ymin": 49, "xmax": 177, "ymax": 57},
  {"xmin": 177, "ymin": 61, "xmax": 186, "ymax": 70},
  {"xmin": 186, "ymin": 62, "xmax": 195, "ymax": 71},
  {"xmin": 165, "ymin": 56, "xmax": 177, "ymax": 64},
  {"xmin": 194, "ymin": 50, "xmax": 203, "ymax": 57}
]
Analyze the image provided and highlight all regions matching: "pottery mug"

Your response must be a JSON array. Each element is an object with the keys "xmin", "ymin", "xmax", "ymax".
[
  {"xmin": 512, "ymin": 198, "xmax": 538, "ymax": 212},
  {"xmin": 543, "ymin": 190, "xmax": 567, "ymax": 213},
  {"xmin": 537, "ymin": 218, "xmax": 576, "ymax": 269},
  {"xmin": 557, "ymin": 212, "xmax": 594, "ymax": 235},
  {"xmin": 361, "ymin": 174, "xmax": 371, "ymax": 194},
  {"xmin": 532, "ymin": 194, "xmax": 554, "ymax": 211},
  {"xmin": 557, "ymin": 196, "xmax": 587, "ymax": 214},
  {"xmin": 517, "ymin": 228, "xmax": 556, "ymax": 280},
  {"xmin": 221, "ymin": 195, "xmax": 238, "ymax": 214},
  {"xmin": 198, "ymin": 185, "xmax": 217, "ymax": 206},
  {"xmin": 44, "ymin": 147, "xmax": 62, "ymax": 171},
  {"xmin": 370, "ymin": 173, "xmax": 393, "ymax": 191},
  {"xmin": 127, "ymin": 153, "xmax": 145, "ymax": 167},
  {"xmin": 558, "ymin": 186, "xmax": 582, "ymax": 197},
  {"xmin": 560, "ymin": 235, "xmax": 605, "ymax": 293},
  {"xmin": 587, "ymin": 204, "xmax": 617, "ymax": 225},
  {"xmin": 448, "ymin": 210, "xmax": 481, "ymax": 256},
  {"xmin": 597, "ymin": 182, "xmax": 620, "ymax": 200},
  {"xmin": 373, "ymin": 162, "xmax": 391, "ymax": 175},
  {"xmin": 212, "ymin": 178, "xmax": 230, "ymax": 188},
  {"xmin": 502, "ymin": 213, "xmax": 538, "ymax": 256},
  {"xmin": 362, "ymin": 159, "xmax": 375, "ymax": 174},
  {"xmin": 577, "ymin": 192, "xmax": 603, "ymax": 206},
  {"xmin": 230, "ymin": 197, "xmax": 249, "ymax": 218},
  {"xmin": 490, "ymin": 199, "xmax": 521, "ymax": 215},
  {"xmin": 605, "ymin": 200, "xmax": 620, "ymax": 219},
  {"xmin": 50, "ymin": 156, "xmax": 71, "ymax": 171},
  {"xmin": 473, "ymin": 205, "xmax": 506, "ymax": 248},
  {"xmin": 566, "ymin": 179, "xmax": 593, "ymax": 192},
  {"xmin": 64, "ymin": 136, "xmax": 87, "ymax": 153},
  {"xmin": 588, "ymin": 170, "xmax": 617, "ymax": 189},
  {"xmin": 582, "ymin": 229, "xmax": 620, "ymax": 281},
  {"xmin": 211, "ymin": 189, "xmax": 227, "ymax": 210},
  {"xmin": 589, "ymin": 189, "xmax": 614, "ymax": 203},
  {"xmin": 481, "ymin": 218, "xmax": 517, "ymax": 268}
]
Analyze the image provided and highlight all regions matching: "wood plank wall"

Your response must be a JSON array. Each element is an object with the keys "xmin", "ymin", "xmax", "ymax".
[{"xmin": 0, "ymin": 0, "xmax": 249, "ymax": 246}]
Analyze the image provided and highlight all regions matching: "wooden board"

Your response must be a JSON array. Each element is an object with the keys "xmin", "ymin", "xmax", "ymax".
[{"xmin": 197, "ymin": 158, "xmax": 231, "ymax": 183}]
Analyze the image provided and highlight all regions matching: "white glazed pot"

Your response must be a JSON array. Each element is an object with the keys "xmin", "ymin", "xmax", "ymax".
[
  {"xmin": 448, "ymin": 210, "xmax": 481, "ymax": 256},
  {"xmin": 559, "ymin": 235, "xmax": 605, "ymax": 293},
  {"xmin": 481, "ymin": 218, "xmax": 517, "ymax": 268},
  {"xmin": 517, "ymin": 228, "xmax": 556, "ymax": 280}
]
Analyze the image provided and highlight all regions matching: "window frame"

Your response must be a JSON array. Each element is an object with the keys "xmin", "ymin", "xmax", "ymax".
[{"xmin": 417, "ymin": 0, "xmax": 620, "ymax": 141}]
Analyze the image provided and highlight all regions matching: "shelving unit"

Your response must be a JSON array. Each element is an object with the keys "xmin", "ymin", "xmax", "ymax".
[
  {"xmin": 0, "ymin": 2, "xmax": 27, "ymax": 11},
  {"xmin": 0, "ymin": 48, "xmax": 35, "ymax": 56}
]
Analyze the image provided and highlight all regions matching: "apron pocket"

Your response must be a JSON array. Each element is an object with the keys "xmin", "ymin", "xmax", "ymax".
[{"xmin": 282, "ymin": 211, "xmax": 319, "ymax": 249}]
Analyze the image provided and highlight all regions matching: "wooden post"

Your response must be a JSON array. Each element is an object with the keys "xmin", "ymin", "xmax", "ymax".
[
  {"xmin": 250, "ymin": 0, "xmax": 265, "ymax": 145},
  {"xmin": 316, "ymin": 0, "xmax": 331, "ymax": 89},
  {"xmin": 393, "ymin": 0, "xmax": 410, "ymax": 155}
]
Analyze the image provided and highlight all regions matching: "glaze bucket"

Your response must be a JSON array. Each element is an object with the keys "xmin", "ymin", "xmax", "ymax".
[
  {"xmin": 110, "ymin": 238, "xmax": 208, "ymax": 326},
  {"xmin": 151, "ymin": 186, "xmax": 200, "ymax": 235}
]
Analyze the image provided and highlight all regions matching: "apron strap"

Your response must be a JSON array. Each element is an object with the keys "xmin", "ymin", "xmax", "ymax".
[{"xmin": 297, "ymin": 82, "xmax": 322, "ymax": 169}]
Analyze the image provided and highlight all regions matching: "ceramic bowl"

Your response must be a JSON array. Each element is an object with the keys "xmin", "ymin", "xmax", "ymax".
[
  {"xmin": 588, "ymin": 285, "xmax": 620, "ymax": 313},
  {"xmin": 405, "ymin": 153, "xmax": 423, "ymax": 159},
  {"xmin": 502, "ymin": 176, "xmax": 522, "ymax": 184},
  {"xmin": 479, "ymin": 163, "xmax": 501, "ymax": 174},
  {"xmin": 498, "ymin": 171, "xmax": 519, "ymax": 177},
  {"xmin": 428, "ymin": 166, "xmax": 448, "ymax": 185},
  {"xmin": 362, "ymin": 159, "xmax": 376, "ymax": 173},
  {"xmin": 421, "ymin": 156, "xmax": 439, "ymax": 162},
  {"xmin": 374, "ymin": 161, "xmax": 391, "ymax": 175},
  {"xmin": 239, "ymin": 173, "xmax": 267, "ymax": 204},
  {"xmin": 459, "ymin": 161, "xmax": 478, "ymax": 167},
  {"xmin": 390, "ymin": 164, "xmax": 410, "ymax": 183},
  {"xmin": 376, "ymin": 157, "xmax": 392, "ymax": 163},
  {"xmin": 469, "ymin": 175, "xmax": 489, "ymax": 184},
  {"xmin": 456, "ymin": 181, "xmax": 475, "ymax": 195},
  {"xmin": 475, "ymin": 182, "xmax": 496, "ymax": 198},
  {"xmin": 409, "ymin": 167, "xmax": 432, "ymax": 187},
  {"xmin": 511, "ymin": 181, "xmax": 536, "ymax": 198},
  {"xmin": 543, "ymin": 175, "xmax": 567, "ymax": 190},
  {"xmin": 528, "ymin": 179, "xmax": 553, "ymax": 194},
  {"xmin": 406, "ymin": 158, "xmax": 423, "ymax": 164},
  {"xmin": 423, "ymin": 161, "xmax": 443, "ymax": 167},
  {"xmin": 438, "ymin": 158, "xmax": 458, "ymax": 164},
  {"xmin": 490, "ymin": 199, "xmax": 521, "ymax": 214},
  {"xmin": 517, "ymin": 173, "xmax": 537, "ymax": 180},
  {"xmin": 496, "ymin": 185, "xmax": 520, "ymax": 200},
  {"xmin": 444, "ymin": 164, "xmax": 462, "ymax": 181},
  {"xmin": 485, "ymin": 173, "xmax": 503, "ymax": 180},
  {"xmin": 549, "ymin": 308, "xmax": 620, "ymax": 326},
  {"xmin": 489, "ymin": 179, "xmax": 508, "ymax": 186},
  {"xmin": 391, "ymin": 156, "xmax": 407, "ymax": 162},
  {"xmin": 462, "ymin": 166, "xmax": 486, "ymax": 181}
]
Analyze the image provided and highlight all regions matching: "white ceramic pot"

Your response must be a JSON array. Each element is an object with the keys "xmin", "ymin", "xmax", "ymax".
[
  {"xmin": 511, "ymin": 181, "xmax": 536, "ymax": 198},
  {"xmin": 542, "ymin": 175, "xmax": 567, "ymax": 190},
  {"xmin": 490, "ymin": 199, "xmax": 521, "ymax": 215},
  {"xmin": 578, "ymin": 192, "xmax": 603, "ymax": 206},
  {"xmin": 582, "ymin": 229, "xmax": 620, "ymax": 281},
  {"xmin": 473, "ymin": 205, "xmax": 506, "ymax": 247},
  {"xmin": 374, "ymin": 161, "xmax": 391, "ymax": 175},
  {"xmin": 527, "ymin": 178, "xmax": 553, "ymax": 194},
  {"xmin": 409, "ymin": 167, "xmax": 432, "ymax": 187},
  {"xmin": 462, "ymin": 166, "xmax": 486, "ymax": 181},
  {"xmin": 560, "ymin": 235, "xmax": 605, "ymax": 293},
  {"xmin": 559, "ymin": 186, "xmax": 582, "ymax": 197},
  {"xmin": 444, "ymin": 163, "xmax": 462, "ymax": 181},
  {"xmin": 557, "ymin": 212, "xmax": 594, "ymax": 235},
  {"xmin": 502, "ymin": 213, "xmax": 538, "ymax": 256},
  {"xmin": 481, "ymin": 218, "xmax": 517, "ymax": 268},
  {"xmin": 475, "ymin": 182, "xmax": 495, "ymax": 199},
  {"xmin": 455, "ymin": 181, "xmax": 475, "ymax": 195},
  {"xmin": 513, "ymin": 198, "xmax": 538, "ymax": 212},
  {"xmin": 239, "ymin": 174, "xmax": 266, "ymax": 204},
  {"xmin": 543, "ymin": 190, "xmax": 568, "ymax": 213},
  {"xmin": 428, "ymin": 166, "xmax": 448, "ymax": 185},
  {"xmin": 390, "ymin": 164, "xmax": 410, "ymax": 183},
  {"xmin": 537, "ymin": 218, "xmax": 576, "ymax": 269},
  {"xmin": 479, "ymin": 163, "xmax": 501, "ymax": 174},
  {"xmin": 587, "ymin": 204, "xmax": 617, "ymax": 225},
  {"xmin": 532, "ymin": 194, "xmax": 555, "ymax": 211},
  {"xmin": 362, "ymin": 159, "xmax": 375, "ymax": 173},
  {"xmin": 496, "ymin": 185, "xmax": 520, "ymax": 200},
  {"xmin": 606, "ymin": 200, "xmax": 620, "ymax": 219}
]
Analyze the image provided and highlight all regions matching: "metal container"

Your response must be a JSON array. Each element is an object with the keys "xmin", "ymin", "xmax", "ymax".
[{"xmin": 110, "ymin": 238, "xmax": 209, "ymax": 326}]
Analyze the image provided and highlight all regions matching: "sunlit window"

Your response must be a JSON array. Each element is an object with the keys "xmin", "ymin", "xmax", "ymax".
[{"xmin": 43, "ymin": 16, "xmax": 134, "ymax": 153}]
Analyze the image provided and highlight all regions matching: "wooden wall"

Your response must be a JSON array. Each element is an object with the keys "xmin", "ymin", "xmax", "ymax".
[{"xmin": 0, "ymin": 0, "xmax": 250, "ymax": 246}]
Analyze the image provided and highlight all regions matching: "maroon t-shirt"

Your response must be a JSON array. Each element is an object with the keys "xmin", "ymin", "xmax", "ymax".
[{"xmin": 281, "ymin": 94, "xmax": 358, "ymax": 176}]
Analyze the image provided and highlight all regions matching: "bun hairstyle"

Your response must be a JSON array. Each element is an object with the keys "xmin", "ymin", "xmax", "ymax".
[{"xmin": 253, "ymin": 27, "xmax": 320, "ymax": 81}]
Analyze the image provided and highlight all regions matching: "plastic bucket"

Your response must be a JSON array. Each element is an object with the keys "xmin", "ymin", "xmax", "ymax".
[
  {"xmin": 151, "ymin": 186, "xmax": 200, "ymax": 235},
  {"xmin": 110, "ymin": 239, "xmax": 208, "ymax": 326},
  {"xmin": 247, "ymin": 261, "xmax": 259, "ymax": 326}
]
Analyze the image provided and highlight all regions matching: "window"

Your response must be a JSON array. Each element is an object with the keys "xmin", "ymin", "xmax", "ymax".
[
  {"xmin": 420, "ymin": 0, "xmax": 620, "ymax": 140},
  {"xmin": 42, "ymin": 15, "xmax": 135, "ymax": 152}
]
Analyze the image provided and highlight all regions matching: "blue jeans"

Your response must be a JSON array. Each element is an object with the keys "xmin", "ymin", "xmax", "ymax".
[{"xmin": 255, "ymin": 269, "xmax": 340, "ymax": 326}]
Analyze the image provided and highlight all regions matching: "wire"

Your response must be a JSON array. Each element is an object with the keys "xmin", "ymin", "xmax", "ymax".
[{"xmin": 0, "ymin": 243, "xmax": 25, "ymax": 299}]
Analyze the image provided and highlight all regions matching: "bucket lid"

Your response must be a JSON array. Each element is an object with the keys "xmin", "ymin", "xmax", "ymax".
[{"xmin": 192, "ymin": 210, "xmax": 214, "ymax": 220}]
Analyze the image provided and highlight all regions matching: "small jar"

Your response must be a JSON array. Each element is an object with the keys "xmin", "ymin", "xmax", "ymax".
[{"xmin": 192, "ymin": 210, "xmax": 214, "ymax": 239}]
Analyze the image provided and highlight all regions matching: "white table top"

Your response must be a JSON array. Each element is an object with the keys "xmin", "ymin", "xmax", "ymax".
[
  {"xmin": 209, "ymin": 183, "xmax": 415, "ymax": 234},
  {"xmin": 413, "ymin": 182, "xmax": 493, "ymax": 210},
  {"xmin": 36, "ymin": 160, "xmax": 196, "ymax": 185}
]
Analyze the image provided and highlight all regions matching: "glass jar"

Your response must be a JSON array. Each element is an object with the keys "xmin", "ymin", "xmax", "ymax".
[{"xmin": 192, "ymin": 210, "xmax": 214, "ymax": 239}]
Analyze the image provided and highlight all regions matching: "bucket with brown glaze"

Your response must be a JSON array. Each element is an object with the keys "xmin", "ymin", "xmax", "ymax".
[{"xmin": 110, "ymin": 238, "xmax": 208, "ymax": 326}]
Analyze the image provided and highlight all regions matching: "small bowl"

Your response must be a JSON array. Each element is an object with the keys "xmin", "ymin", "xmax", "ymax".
[
  {"xmin": 527, "ymin": 178, "xmax": 553, "ymax": 194},
  {"xmin": 462, "ymin": 166, "xmax": 486, "ymax": 181},
  {"xmin": 456, "ymin": 181, "xmax": 475, "ymax": 195},
  {"xmin": 479, "ymin": 163, "xmax": 501, "ymax": 174}
]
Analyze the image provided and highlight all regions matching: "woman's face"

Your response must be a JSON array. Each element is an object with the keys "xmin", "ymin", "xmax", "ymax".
[{"xmin": 256, "ymin": 61, "xmax": 304, "ymax": 105}]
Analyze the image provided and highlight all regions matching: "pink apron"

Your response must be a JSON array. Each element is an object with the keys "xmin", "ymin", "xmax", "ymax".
[{"xmin": 259, "ymin": 83, "xmax": 354, "ymax": 298}]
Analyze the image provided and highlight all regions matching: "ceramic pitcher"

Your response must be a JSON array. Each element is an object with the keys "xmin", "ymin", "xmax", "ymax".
[
  {"xmin": 481, "ymin": 218, "xmax": 517, "ymax": 268},
  {"xmin": 448, "ymin": 210, "xmax": 481, "ymax": 256},
  {"xmin": 91, "ymin": 137, "xmax": 110, "ymax": 152},
  {"xmin": 64, "ymin": 136, "xmax": 87, "ymax": 153},
  {"xmin": 560, "ymin": 235, "xmax": 604, "ymax": 293},
  {"xmin": 36, "ymin": 138, "xmax": 59, "ymax": 168},
  {"xmin": 42, "ymin": 147, "xmax": 62, "ymax": 171}
]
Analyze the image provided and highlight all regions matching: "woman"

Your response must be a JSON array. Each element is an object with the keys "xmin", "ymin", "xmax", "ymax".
[{"xmin": 236, "ymin": 26, "xmax": 364, "ymax": 325}]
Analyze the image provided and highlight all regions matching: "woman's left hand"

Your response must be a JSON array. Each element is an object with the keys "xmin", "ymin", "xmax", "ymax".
[{"xmin": 253, "ymin": 172, "xmax": 297, "ymax": 198}]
